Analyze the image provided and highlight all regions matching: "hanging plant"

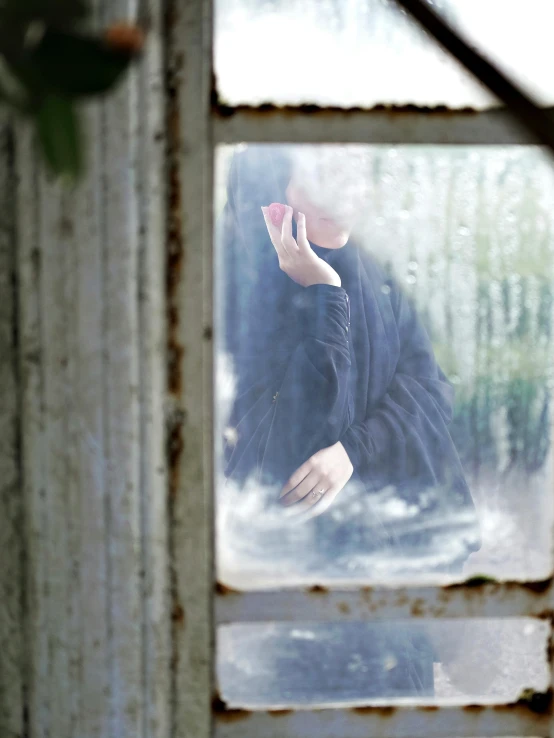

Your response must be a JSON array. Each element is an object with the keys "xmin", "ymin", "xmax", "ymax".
[{"xmin": 0, "ymin": 0, "xmax": 144, "ymax": 178}]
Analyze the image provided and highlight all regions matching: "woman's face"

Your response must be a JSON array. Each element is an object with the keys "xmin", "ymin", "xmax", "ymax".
[{"xmin": 285, "ymin": 150, "xmax": 366, "ymax": 249}]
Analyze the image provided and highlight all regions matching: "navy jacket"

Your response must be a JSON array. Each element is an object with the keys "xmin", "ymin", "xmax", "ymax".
[{"xmin": 220, "ymin": 147, "xmax": 480, "ymax": 561}]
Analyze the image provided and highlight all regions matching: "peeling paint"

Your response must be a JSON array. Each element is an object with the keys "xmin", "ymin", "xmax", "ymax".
[
  {"xmin": 514, "ymin": 688, "xmax": 553, "ymax": 715},
  {"xmin": 212, "ymin": 694, "xmax": 252, "ymax": 722},
  {"xmin": 445, "ymin": 576, "xmax": 553, "ymax": 594},
  {"xmin": 171, "ymin": 604, "xmax": 185, "ymax": 626},
  {"xmin": 308, "ymin": 584, "xmax": 328, "ymax": 594},
  {"xmin": 215, "ymin": 582, "xmax": 241, "ymax": 596}
]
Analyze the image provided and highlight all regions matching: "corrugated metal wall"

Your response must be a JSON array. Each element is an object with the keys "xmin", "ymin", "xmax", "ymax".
[{"xmin": 1, "ymin": 2, "xmax": 170, "ymax": 736}]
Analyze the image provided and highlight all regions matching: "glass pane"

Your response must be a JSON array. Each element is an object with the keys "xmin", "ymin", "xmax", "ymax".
[
  {"xmin": 215, "ymin": 0, "xmax": 554, "ymax": 108},
  {"xmin": 218, "ymin": 619, "xmax": 549, "ymax": 706},
  {"xmin": 215, "ymin": 143, "xmax": 554, "ymax": 587}
]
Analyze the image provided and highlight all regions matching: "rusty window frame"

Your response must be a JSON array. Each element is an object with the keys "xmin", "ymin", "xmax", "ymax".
[{"xmin": 169, "ymin": 1, "xmax": 554, "ymax": 737}]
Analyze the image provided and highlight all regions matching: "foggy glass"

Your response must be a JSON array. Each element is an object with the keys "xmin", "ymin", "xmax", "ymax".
[
  {"xmin": 218, "ymin": 619, "xmax": 550, "ymax": 707},
  {"xmin": 215, "ymin": 0, "xmax": 554, "ymax": 108},
  {"xmin": 215, "ymin": 143, "xmax": 554, "ymax": 705},
  {"xmin": 216, "ymin": 143, "xmax": 554, "ymax": 587}
]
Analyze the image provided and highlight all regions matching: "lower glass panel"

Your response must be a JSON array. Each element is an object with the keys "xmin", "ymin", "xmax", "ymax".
[{"xmin": 217, "ymin": 619, "xmax": 549, "ymax": 708}]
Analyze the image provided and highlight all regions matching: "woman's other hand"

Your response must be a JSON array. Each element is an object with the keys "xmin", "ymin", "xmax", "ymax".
[
  {"xmin": 261, "ymin": 204, "xmax": 341, "ymax": 288},
  {"xmin": 279, "ymin": 441, "xmax": 354, "ymax": 520}
]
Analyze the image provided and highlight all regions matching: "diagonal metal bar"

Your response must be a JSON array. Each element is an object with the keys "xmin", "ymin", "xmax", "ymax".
[{"xmin": 392, "ymin": 0, "xmax": 554, "ymax": 157}]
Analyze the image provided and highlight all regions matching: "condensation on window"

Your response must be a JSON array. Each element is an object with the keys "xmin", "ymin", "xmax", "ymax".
[
  {"xmin": 217, "ymin": 619, "xmax": 550, "ymax": 707},
  {"xmin": 215, "ymin": 143, "xmax": 554, "ymax": 589},
  {"xmin": 215, "ymin": 0, "xmax": 554, "ymax": 108}
]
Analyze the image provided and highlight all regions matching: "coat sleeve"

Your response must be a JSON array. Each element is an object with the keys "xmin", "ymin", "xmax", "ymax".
[
  {"xmin": 339, "ymin": 282, "xmax": 470, "ymax": 506},
  {"xmin": 225, "ymin": 284, "xmax": 354, "ymax": 487}
]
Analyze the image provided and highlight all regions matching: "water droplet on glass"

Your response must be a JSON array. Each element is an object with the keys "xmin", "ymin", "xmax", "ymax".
[
  {"xmin": 458, "ymin": 226, "xmax": 470, "ymax": 236},
  {"xmin": 450, "ymin": 375, "xmax": 461, "ymax": 385},
  {"xmin": 388, "ymin": 149, "xmax": 398, "ymax": 158},
  {"xmin": 400, "ymin": 209, "xmax": 410, "ymax": 220},
  {"xmin": 408, "ymin": 261, "xmax": 418, "ymax": 271},
  {"xmin": 406, "ymin": 274, "xmax": 417, "ymax": 285},
  {"xmin": 381, "ymin": 284, "xmax": 391, "ymax": 295}
]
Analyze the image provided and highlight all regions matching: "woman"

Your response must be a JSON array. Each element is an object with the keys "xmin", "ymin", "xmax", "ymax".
[{"xmin": 219, "ymin": 144, "xmax": 481, "ymax": 700}]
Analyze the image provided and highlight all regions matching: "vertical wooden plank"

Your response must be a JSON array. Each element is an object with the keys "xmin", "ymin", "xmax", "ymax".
[
  {"xmin": 16, "ymin": 128, "xmax": 50, "ymax": 738},
  {"xmin": 101, "ymin": 0, "xmax": 144, "ymax": 731},
  {"xmin": 0, "ymin": 120, "xmax": 24, "ymax": 738},
  {"xmin": 72, "ymin": 104, "xmax": 111, "ymax": 738},
  {"xmin": 38, "ymin": 173, "xmax": 75, "ymax": 738},
  {"xmin": 167, "ymin": 0, "xmax": 214, "ymax": 736},
  {"xmin": 137, "ymin": 2, "xmax": 172, "ymax": 737}
]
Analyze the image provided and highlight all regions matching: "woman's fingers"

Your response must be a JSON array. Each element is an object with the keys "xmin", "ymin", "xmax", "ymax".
[
  {"xmin": 280, "ymin": 458, "xmax": 312, "ymax": 497},
  {"xmin": 299, "ymin": 485, "xmax": 341, "ymax": 520},
  {"xmin": 261, "ymin": 206, "xmax": 288, "ymax": 259},
  {"xmin": 291, "ymin": 484, "xmax": 341, "ymax": 521},
  {"xmin": 296, "ymin": 211, "xmax": 310, "ymax": 251},
  {"xmin": 281, "ymin": 205, "xmax": 298, "ymax": 251},
  {"xmin": 280, "ymin": 470, "xmax": 321, "ymax": 506}
]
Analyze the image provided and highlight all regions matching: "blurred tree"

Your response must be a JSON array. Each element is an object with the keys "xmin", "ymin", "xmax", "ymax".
[{"xmin": 0, "ymin": 0, "xmax": 143, "ymax": 178}]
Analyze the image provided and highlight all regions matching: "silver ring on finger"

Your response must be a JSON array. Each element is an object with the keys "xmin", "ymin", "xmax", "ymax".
[{"xmin": 311, "ymin": 487, "xmax": 326, "ymax": 499}]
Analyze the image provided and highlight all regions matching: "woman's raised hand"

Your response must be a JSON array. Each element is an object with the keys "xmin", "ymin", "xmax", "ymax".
[{"xmin": 261, "ymin": 204, "xmax": 341, "ymax": 288}]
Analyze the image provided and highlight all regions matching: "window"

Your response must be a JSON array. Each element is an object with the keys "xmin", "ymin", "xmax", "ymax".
[{"xmin": 173, "ymin": 0, "xmax": 554, "ymax": 736}]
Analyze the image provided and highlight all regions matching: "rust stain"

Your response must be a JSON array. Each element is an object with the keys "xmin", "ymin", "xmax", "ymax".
[
  {"xmin": 418, "ymin": 705, "xmax": 439, "ymax": 712},
  {"xmin": 268, "ymin": 709, "xmax": 294, "ymax": 717},
  {"xmin": 212, "ymin": 694, "xmax": 252, "ymax": 722},
  {"xmin": 445, "ymin": 575, "xmax": 553, "ymax": 594},
  {"xmin": 513, "ymin": 688, "xmax": 553, "ymax": 715},
  {"xmin": 410, "ymin": 598, "xmax": 425, "ymax": 617},
  {"xmin": 522, "ymin": 577, "xmax": 553, "ymax": 595},
  {"xmin": 463, "ymin": 689, "xmax": 553, "ymax": 716},
  {"xmin": 463, "ymin": 703, "xmax": 486, "ymax": 712},
  {"xmin": 165, "ymin": 0, "xmax": 184, "ymax": 535},
  {"xmin": 351, "ymin": 705, "xmax": 395, "ymax": 717},
  {"xmin": 171, "ymin": 603, "xmax": 185, "ymax": 625},
  {"xmin": 166, "ymin": 43, "xmax": 185, "ymax": 399},
  {"xmin": 165, "ymin": 3, "xmax": 186, "ymax": 727},
  {"xmin": 547, "ymin": 622, "xmax": 554, "ymax": 666},
  {"xmin": 338, "ymin": 601, "xmax": 351, "ymax": 615},
  {"xmin": 215, "ymin": 581, "xmax": 241, "ymax": 596},
  {"xmin": 308, "ymin": 585, "xmax": 328, "ymax": 594},
  {"xmin": 213, "ymin": 97, "xmax": 481, "ymax": 119}
]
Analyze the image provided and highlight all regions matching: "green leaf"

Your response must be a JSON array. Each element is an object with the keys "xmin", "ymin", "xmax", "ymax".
[
  {"xmin": 29, "ymin": 29, "xmax": 134, "ymax": 98},
  {"xmin": 35, "ymin": 93, "xmax": 82, "ymax": 178}
]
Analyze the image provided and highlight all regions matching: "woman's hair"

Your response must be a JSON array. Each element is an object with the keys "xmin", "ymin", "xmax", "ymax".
[
  {"xmin": 218, "ymin": 144, "xmax": 370, "ymax": 360},
  {"xmin": 218, "ymin": 146, "xmax": 297, "ymax": 360}
]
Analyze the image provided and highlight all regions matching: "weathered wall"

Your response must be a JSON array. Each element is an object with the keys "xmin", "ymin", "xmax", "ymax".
[{"xmin": 7, "ymin": 1, "xmax": 170, "ymax": 736}]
